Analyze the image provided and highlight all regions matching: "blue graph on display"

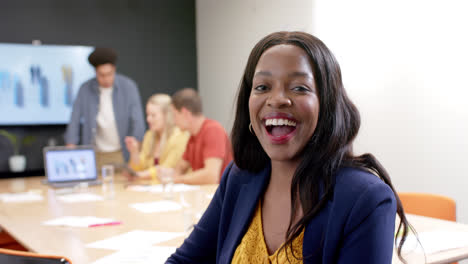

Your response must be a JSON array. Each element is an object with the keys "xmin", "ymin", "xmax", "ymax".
[{"xmin": 0, "ymin": 43, "xmax": 95, "ymax": 125}]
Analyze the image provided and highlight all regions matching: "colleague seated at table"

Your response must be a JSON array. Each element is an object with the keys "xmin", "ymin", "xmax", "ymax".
[
  {"xmin": 125, "ymin": 94, "xmax": 189, "ymax": 183},
  {"xmin": 166, "ymin": 31, "xmax": 410, "ymax": 263},
  {"xmin": 169, "ymin": 88, "xmax": 232, "ymax": 185}
]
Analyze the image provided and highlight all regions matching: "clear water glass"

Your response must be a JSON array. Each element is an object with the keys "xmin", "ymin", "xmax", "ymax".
[
  {"xmin": 159, "ymin": 167, "xmax": 174, "ymax": 200},
  {"xmin": 101, "ymin": 164, "xmax": 115, "ymax": 199}
]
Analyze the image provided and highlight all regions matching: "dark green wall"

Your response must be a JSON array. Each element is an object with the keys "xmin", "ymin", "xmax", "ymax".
[{"xmin": 0, "ymin": 0, "xmax": 197, "ymax": 175}]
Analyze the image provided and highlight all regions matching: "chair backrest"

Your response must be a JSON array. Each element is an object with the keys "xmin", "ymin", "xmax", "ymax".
[
  {"xmin": 0, "ymin": 248, "xmax": 72, "ymax": 264},
  {"xmin": 398, "ymin": 192, "xmax": 456, "ymax": 221}
]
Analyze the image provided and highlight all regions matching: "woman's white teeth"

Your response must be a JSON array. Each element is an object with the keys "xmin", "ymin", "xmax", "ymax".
[{"xmin": 265, "ymin": 119, "xmax": 296, "ymax": 126}]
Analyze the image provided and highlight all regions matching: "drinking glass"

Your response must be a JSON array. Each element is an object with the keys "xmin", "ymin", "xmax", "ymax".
[
  {"xmin": 159, "ymin": 167, "xmax": 174, "ymax": 200},
  {"xmin": 101, "ymin": 164, "xmax": 115, "ymax": 199}
]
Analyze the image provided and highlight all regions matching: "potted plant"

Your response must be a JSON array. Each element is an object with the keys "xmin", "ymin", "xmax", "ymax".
[{"xmin": 0, "ymin": 130, "xmax": 36, "ymax": 172}]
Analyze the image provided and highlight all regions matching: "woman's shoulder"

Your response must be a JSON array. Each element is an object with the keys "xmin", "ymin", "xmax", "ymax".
[
  {"xmin": 335, "ymin": 167, "xmax": 386, "ymax": 189},
  {"xmin": 170, "ymin": 127, "xmax": 187, "ymax": 136},
  {"xmin": 143, "ymin": 130, "xmax": 153, "ymax": 137},
  {"xmin": 168, "ymin": 127, "xmax": 190, "ymax": 141},
  {"xmin": 332, "ymin": 166, "xmax": 396, "ymax": 210},
  {"xmin": 142, "ymin": 130, "xmax": 154, "ymax": 142}
]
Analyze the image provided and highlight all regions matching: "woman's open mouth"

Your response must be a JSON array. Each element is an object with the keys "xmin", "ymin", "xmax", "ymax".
[{"xmin": 263, "ymin": 117, "xmax": 297, "ymax": 144}]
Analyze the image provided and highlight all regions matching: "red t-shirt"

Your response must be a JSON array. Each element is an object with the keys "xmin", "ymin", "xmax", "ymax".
[{"xmin": 183, "ymin": 119, "xmax": 232, "ymax": 181}]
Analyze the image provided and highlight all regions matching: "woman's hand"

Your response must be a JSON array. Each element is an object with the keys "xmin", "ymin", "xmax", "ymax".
[
  {"xmin": 158, "ymin": 167, "xmax": 176, "ymax": 184},
  {"xmin": 136, "ymin": 170, "xmax": 151, "ymax": 179},
  {"xmin": 122, "ymin": 169, "xmax": 136, "ymax": 181},
  {"xmin": 125, "ymin": 136, "xmax": 140, "ymax": 154}
]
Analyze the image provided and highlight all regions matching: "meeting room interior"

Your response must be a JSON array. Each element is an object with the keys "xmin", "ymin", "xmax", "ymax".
[{"xmin": 1, "ymin": 1, "xmax": 468, "ymax": 264}]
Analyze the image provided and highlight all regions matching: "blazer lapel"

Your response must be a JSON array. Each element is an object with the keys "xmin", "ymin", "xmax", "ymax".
[{"xmin": 218, "ymin": 164, "xmax": 271, "ymax": 264}]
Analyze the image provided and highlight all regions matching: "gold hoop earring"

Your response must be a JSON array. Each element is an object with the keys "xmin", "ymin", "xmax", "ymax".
[{"xmin": 249, "ymin": 123, "xmax": 254, "ymax": 134}]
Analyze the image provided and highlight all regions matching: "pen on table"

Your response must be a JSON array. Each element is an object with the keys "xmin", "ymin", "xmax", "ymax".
[{"xmin": 88, "ymin": 221, "xmax": 122, "ymax": 228}]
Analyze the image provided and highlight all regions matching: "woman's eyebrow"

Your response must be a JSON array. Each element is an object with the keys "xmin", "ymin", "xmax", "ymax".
[
  {"xmin": 253, "ymin": 71, "xmax": 314, "ymax": 80},
  {"xmin": 289, "ymin": 71, "xmax": 313, "ymax": 80},
  {"xmin": 253, "ymin": 71, "xmax": 272, "ymax": 77}
]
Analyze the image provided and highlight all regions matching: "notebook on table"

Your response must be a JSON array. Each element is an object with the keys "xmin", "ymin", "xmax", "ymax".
[{"xmin": 43, "ymin": 145, "xmax": 101, "ymax": 188}]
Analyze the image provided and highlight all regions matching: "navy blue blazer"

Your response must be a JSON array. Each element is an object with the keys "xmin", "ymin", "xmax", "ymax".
[{"xmin": 166, "ymin": 162, "xmax": 397, "ymax": 264}]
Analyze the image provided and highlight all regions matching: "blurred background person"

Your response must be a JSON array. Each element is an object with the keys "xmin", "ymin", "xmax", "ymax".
[
  {"xmin": 125, "ymin": 94, "xmax": 189, "ymax": 183},
  {"xmin": 65, "ymin": 47, "xmax": 145, "ymax": 170},
  {"xmin": 170, "ymin": 88, "xmax": 232, "ymax": 185}
]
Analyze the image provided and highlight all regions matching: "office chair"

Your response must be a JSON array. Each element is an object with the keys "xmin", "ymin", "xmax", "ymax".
[
  {"xmin": 0, "ymin": 231, "xmax": 28, "ymax": 251},
  {"xmin": 0, "ymin": 248, "xmax": 72, "ymax": 264},
  {"xmin": 399, "ymin": 192, "xmax": 457, "ymax": 264},
  {"xmin": 398, "ymin": 192, "xmax": 456, "ymax": 221}
]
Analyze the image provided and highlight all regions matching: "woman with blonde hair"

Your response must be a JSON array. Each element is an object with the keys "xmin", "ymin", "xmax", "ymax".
[{"xmin": 125, "ymin": 93, "xmax": 189, "ymax": 183}]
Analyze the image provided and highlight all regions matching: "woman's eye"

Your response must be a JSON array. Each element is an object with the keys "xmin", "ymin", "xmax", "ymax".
[
  {"xmin": 253, "ymin": 85, "xmax": 268, "ymax": 92},
  {"xmin": 292, "ymin": 86, "xmax": 309, "ymax": 92}
]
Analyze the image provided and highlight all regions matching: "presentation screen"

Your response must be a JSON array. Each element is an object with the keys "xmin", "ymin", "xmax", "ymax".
[{"xmin": 0, "ymin": 43, "xmax": 95, "ymax": 125}]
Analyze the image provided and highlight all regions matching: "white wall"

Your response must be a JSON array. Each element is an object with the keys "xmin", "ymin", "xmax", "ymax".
[
  {"xmin": 196, "ymin": 0, "xmax": 468, "ymax": 226},
  {"xmin": 312, "ymin": 0, "xmax": 468, "ymax": 225},
  {"xmin": 196, "ymin": 0, "xmax": 314, "ymax": 131}
]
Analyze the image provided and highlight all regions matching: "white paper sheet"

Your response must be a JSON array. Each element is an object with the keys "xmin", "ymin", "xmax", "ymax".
[
  {"xmin": 125, "ymin": 185, "xmax": 153, "ymax": 192},
  {"xmin": 90, "ymin": 246, "xmax": 176, "ymax": 264},
  {"xmin": 0, "ymin": 192, "xmax": 43, "ymax": 203},
  {"xmin": 86, "ymin": 230, "xmax": 184, "ymax": 250},
  {"xmin": 126, "ymin": 184, "xmax": 200, "ymax": 193},
  {"xmin": 400, "ymin": 230, "xmax": 468, "ymax": 255},
  {"xmin": 130, "ymin": 200, "xmax": 182, "ymax": 213},
  {"xmin": 57, "ymin": 193, "xmax": 104, "ymax": 203},
  {"xmin": 42, "ymin": 216, "xmax": 119, "ymax": 228}
]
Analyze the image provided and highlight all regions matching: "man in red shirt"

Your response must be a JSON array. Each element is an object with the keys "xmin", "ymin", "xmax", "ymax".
[{"xmin": 170, "ymin": 88, "xmax": 232, "ymax": 185}]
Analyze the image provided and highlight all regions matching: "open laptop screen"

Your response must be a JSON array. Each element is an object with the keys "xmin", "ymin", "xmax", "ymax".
[{"xmin": 44, "ymin": 146, "xmax": 97, "ymax": 183}]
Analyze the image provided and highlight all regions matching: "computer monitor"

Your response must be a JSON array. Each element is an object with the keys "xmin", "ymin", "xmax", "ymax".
[{"xmin": 43, "ymin": 145, "xmax": 98, "ymax": 186}]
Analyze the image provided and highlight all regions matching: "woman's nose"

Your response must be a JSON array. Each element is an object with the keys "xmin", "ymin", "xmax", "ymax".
[{"xmin": 266, "ymin": 89, "xmax": 292, "ymax": 108}]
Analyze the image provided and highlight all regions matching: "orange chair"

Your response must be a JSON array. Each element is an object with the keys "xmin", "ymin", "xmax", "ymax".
[
  {"xmin": 0, "ymin": 248, "xmax": 72, "ymax": 264},
  {"xmin": 0, "ymin": 230, "xmax": 28, "ymax": 251},
  {"xmin": 398, "ymin": 192, "xmax": 457, "ymax": 264},
  {"xmin": 398, "ymin": 192, "xmax": 456, "ymax": 221}
]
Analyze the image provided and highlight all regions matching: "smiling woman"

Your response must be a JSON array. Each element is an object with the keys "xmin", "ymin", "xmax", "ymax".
[
  {"xmin": 249, "ymin": 44, "xmax": 320, "ymax": 164},
  {"xmin": 166, "ymin": 31, "xmax": 410, "ymax": 264}
]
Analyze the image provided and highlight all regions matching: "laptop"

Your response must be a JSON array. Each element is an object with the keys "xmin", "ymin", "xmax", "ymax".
[{"xmin": 43, "ymin": 145, "xmax": 101, "ymax": 188}]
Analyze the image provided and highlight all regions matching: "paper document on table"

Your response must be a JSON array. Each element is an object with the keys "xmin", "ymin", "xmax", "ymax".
[
  {"xmin": 86, "ymin": 230, "xmax": 184, "ymax": 250},
  {"xmin": 57, "ymin": 193, "xmax": 104, "ymax": 203},
  {"xmin": 0, "ymin": 192, "xmax": 43, "ymax": 203},
  {"xmin": 127, "ymin": 184, "xmax": 200, "ymax": 193},
  {"xmin": 91, "ymin": 246, "xmax": 176, "ymax": 264},
  {"xmin": 400, "ymin": 230, "xmax": 468, "ymax": 254},
  {"xmin": 130, "ymin": 200, "xmax": 182, "ymax": 213},
  {"xmin": 42, "ymin": 216, "xmax": 119, "ymax": 228},
  {"xmin": 126, "ymin": 185, "xmax": 153, "ymax": 192}
]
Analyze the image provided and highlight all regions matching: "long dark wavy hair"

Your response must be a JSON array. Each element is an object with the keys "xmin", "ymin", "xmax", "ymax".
[{"xmin": 231, "ymin": 31, "xmax": 410, "ymax": 262}]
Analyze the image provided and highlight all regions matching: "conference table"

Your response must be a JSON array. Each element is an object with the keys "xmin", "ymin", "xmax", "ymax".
[{"xmin": 1, "ymin": 176, "xmax": 468, "ymax": 264}]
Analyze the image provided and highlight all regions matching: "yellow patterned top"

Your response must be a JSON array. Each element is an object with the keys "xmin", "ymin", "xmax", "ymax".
[
  {"xmin": 129, "ymin": 127, "xmax": 189, "ymax": 183},
  {"xmin": 231, "ymin": 201, "xmax": 304, "ymax": 264}
]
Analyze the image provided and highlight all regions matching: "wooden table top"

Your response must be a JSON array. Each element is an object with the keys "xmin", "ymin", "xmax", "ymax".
[
  {"xmin": 0, "ymin": 176, "xmax": 217, "ymax": 263},
  {"xmin": 393, "ymin": 214, "xmax": 468, "ymax": 264},
  {"xmin": 1, "ymin": 176, "xmax": 468, "ymax": 264}
]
